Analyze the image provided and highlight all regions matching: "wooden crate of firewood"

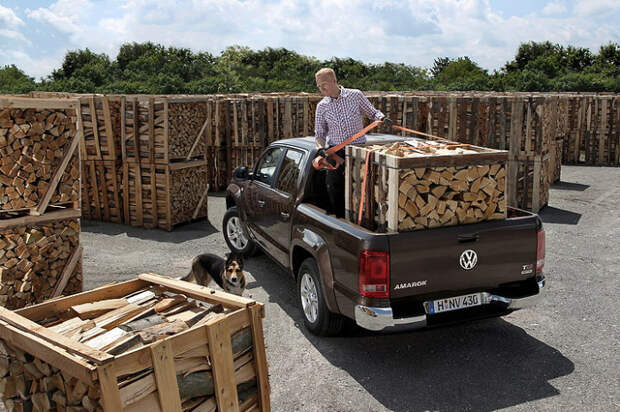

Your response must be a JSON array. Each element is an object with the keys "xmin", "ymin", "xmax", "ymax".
[
  {"xmin": 122, "ymin": 97, "xmax": 211, "ymax": 164},
  {"xmin": 78, "ymin": 95, "xmax": 122, "ymax": 162},
  {"xmin": 0, "ymin": 209, "xmax": 82, "ymax": 310},
  {"xmin": 123, "ymin": 160, "xmax": 209, "ymax": 231},
  {"xmin": 0, "ymin": 98, "xmax": 81, "ymax": 218},
  {"xmin": 346, "ymin": 139, "xmax": 508, "ymax": 232},
  {"xmin": 0, "ymin": 273, "xmax": 270, "ymax": 412},
  {"xmin": 81, "ymin": 160, "xmax": 124, "ymax": 223}
]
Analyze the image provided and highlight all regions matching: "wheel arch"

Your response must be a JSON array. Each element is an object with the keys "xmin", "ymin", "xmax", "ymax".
[{"xmin": 290, "ymin": 229, "xmax": 340, "ymax": 314}]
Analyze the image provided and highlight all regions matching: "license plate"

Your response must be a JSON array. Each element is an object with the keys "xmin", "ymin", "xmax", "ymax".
[{"xmin": 427, "ymin": 293, "xmax": 483, "ymax": 314}]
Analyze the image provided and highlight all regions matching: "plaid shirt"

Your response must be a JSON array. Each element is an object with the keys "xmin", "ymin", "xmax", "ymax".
[{"xmin": 315, "ymin": 86, "xmax": 384, "ymax": 146}]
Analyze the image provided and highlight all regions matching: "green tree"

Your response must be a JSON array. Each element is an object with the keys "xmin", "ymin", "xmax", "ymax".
[{"xmin": 0, "ymin": 65, "xmax": 36, "ymax": 93}]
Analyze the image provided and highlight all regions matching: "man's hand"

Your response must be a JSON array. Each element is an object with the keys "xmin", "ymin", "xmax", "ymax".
[
  {"xmin": 316, "ymin": 147, "xmax": 327, "ymax": 158},
  {"xmin": 381, "ymin": 116, "xmax": 394, "ymax": 129}
]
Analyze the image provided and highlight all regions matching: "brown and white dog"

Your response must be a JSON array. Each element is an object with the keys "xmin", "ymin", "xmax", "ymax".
[{"xmin": 181, "ymin": 253, "xmax": 247, "ymax": 296}]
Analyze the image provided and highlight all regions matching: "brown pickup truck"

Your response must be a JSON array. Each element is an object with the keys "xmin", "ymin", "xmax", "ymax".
[{"xmin": 224, "ymin": 135, "xmax": 546, "ymax": 336}]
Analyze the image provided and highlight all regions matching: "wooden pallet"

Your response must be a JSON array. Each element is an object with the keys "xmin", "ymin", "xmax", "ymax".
[
  {"xmin": 122, "ymin": 96, "xmax": 211, "ymax": 163},
  {"xmin": 0, "ymin": 274, "xmax": 270, "ymax": 412},
  {"xmin": 346, "ymin": 140, "xmax": 508, "ymax": 232},
  {"xmin": 0, "ymin": 209, "xmax": 82, "ymax": 310},
  {"xmin": 123, "ymin": 160, "xmax": 209, "ymax": 231},
  {"xmin": 78, "ymin": 95, "xmax": 122, "ymax": 161},
  {"xmin": 0, "ymin": 98, "xmax": 81, "ymax": 217},
  {"xmin": 81, "ymin": 160, "xmax": 123, "ymax": 223}
]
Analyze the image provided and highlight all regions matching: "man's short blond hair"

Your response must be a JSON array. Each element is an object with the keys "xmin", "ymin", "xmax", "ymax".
[{"xmin": 315, "ymin": 68, "xmax": 337, "ymax": 81}]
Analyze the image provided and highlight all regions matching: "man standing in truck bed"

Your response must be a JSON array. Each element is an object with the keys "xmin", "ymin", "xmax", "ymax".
[{"xmin": 314, "ymin": 68, "xmax": 392, "ymax": 218}]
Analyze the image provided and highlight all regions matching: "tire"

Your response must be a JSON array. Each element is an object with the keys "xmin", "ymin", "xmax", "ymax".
[
  {"xmin": 223, "ymin": 207, "xmax": 257, "ymax": 257},
  {"xmin": 297, "ymin": 258, "xmax": 344, "ymax": 336}
]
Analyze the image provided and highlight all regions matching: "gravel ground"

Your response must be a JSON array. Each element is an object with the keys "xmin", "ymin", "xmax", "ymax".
[{"xmin": 4, "ymin": 165, "xmax": 619, "ymax": 411}]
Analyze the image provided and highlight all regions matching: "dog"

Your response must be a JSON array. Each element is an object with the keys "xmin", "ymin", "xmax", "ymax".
[{"xmin": 181, "ymin": 253, "xmax": 247, "ymax": 296}]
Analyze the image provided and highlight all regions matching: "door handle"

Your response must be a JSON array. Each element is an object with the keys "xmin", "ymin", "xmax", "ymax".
[
  {"xmin": 458, "ymin": 233, "xmax": 479, "ymax": 243},
  {"xmin": 257, "ymin": 200, "xmax": 265, "ymax": 207},
  {"xmin": 280, "ymin": 211, "xmax": 290, "ymax": 219}
]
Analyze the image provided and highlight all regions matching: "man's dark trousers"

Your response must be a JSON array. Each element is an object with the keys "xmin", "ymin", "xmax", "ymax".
[{"xmin": 325, "ymin": 147, "xmax": 346, "ymax": 218}]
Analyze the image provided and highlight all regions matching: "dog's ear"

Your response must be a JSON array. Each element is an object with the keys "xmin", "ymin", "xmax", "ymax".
[
  {"xmin": 225, "ymin": 253, "xmax": 236, "ymax": 267},
  {"xmin": 234, "ymin": 254, "xmax": 244, "ymax": 268}
]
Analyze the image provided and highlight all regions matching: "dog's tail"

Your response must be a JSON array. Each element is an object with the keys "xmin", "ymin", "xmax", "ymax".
[{"xmin": 176, "ymin": 256, "xmax": 198, "ymax": 282}]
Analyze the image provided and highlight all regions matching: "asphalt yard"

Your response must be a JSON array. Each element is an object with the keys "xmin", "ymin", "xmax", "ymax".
[{"xmin": 3, "ymin": 165, "xmax": 618, "ymax": 412}]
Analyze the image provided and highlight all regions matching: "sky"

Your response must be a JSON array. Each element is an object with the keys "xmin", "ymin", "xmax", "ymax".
[{"xmin": 1, "ymin": 0, "xmax": 619, "ymax": 80}]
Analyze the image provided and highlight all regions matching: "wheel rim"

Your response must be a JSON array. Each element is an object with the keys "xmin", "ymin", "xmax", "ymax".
[
  {"xmin": 226, "ymin": 216, "xmax": 248, "ymax": 250},
  {"xmin": 300, "ymin": 272, "xmax": 319, "ymax": 323}
]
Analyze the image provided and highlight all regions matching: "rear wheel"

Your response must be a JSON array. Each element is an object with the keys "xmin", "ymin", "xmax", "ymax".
[
  {"xmin": 297, "ymin": 258, "xmax": 344, "ymax": 336},
  {"xmin": 223, "ymin": 207, "xmax": 257, "ymax": 256}
]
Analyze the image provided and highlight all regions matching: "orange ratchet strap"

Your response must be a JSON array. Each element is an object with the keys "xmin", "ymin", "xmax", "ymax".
[{"xmin": 312, "ymin": 121, "xmax": 382, "ymax": 170}]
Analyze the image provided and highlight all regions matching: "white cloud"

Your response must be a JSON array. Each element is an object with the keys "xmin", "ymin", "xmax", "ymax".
[
  {"xmin": 1, "ymin": 0, "xmax": 619, "ymax": 79},
  {"xmin": 26, "ymin": 0, "xmax": 94, "ymax": 42},
  {"xmin": 0, "ymin": 29, "xmax": 29, "ymax": 43},
  {"xmin": 542, "ymin": 2, "xmax": 568, "ymax": 16},
  {"xmin": 0, "ymin": 5, "xmax": 24, "ymax": 28},
  {"xmin": 574, "ymin": 0, "xmax": 620, "ymax": 17}
]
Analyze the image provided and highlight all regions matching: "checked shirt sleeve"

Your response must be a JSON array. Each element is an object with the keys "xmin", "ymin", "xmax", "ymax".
[
  {"xmin": 356, "ymin": 90, "xmax": 384, "ymax": 121},
  {"xmin": 314, "ymin": 103, "xmax": 328, "ymax": 142}
]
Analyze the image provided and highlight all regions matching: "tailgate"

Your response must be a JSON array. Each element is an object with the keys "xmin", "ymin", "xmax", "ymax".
[{"xmin": 388, "ymin": 215, "xmax": 539, "ymax": 299}]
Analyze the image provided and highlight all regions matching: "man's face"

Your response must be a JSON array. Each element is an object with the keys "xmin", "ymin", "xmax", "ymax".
[{"xmin": 316, "ymin": 74, "xmax": 340, "ymax": 98}]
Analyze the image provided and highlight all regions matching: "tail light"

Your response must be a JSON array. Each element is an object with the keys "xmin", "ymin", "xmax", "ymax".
[
  {"xmin": 536, "ymin": 229, "xmax": 545, "ymax": 274},
  {"xmin": 358, "ymin": 251, "xmax": 390, "ymax": 298}
]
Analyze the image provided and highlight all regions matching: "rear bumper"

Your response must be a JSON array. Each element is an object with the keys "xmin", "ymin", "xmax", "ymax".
[{"xmin": 354, "ymin": 278, "xmax": 545, "ymax": 332}]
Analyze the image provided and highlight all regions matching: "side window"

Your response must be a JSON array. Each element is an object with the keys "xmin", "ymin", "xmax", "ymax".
[
  {"xmin": 255, "ymin": 147, "xmax": 284, "ymax": 185},
  {"xmin": 275, "ymin": 149, "xmax": 304, "ymax": 195}
]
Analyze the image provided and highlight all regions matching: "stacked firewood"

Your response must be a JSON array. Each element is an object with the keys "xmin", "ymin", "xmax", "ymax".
[
  {"xmin": 168, "ymin": 101, "xmax": 209, "ymax": 160},
  {"xmin": 0, "ymin": 108, "xmax": 79, "ymax": 214},
  {"xmin": 0, "ymin": 286, "xmax": 259, "ymax": 411},
  {"xmin": 170, "ymin": 164, "xmax": 210, "ymax": 227},
  {"xmin": 348, "ymin": 140, "xmax": 507, "ymax": 232},
  {"xmin": 395, "ymin": 164, "xmax": 506, "ymax": 230},
  {"xmin": 0, "ymin": 217, "xmax": 82, "ymax": 309}
]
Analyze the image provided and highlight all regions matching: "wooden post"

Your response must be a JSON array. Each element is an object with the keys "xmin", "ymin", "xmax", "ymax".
[
  {"xmin": 89, "ymin": 96, "xmax": 102, "ymax": 160},
  {"xmin": 32, "ymin": 128, "xmax": 81, "ymax": 216},
  {"xmin": 248, "ymin": 304, "xmax": 271, "ymax": 412},
  {"xmin": 205, "ymin": 319, "xmax": 240, "ymax": 412},
  {"xmin": 150, "ymin": 339, "xmax": 183, "ymax": 412},
  {"xmin": 98, "ymin": 363, "xmax": 123, "ymax": 411}
]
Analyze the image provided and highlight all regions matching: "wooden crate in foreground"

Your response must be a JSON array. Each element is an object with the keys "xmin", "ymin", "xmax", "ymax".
[
  {"xmin": 0, "ymin": 273, "xmax": 270, "ymax": 412},
  {"xmin": 346, "ymin": 139, "xmax": 508, "ymax": 232}
]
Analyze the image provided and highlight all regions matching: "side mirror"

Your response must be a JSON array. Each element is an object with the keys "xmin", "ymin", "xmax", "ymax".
[{"xmin": 233, "ymin": 166, "xmax": 249, "ymax": 180}]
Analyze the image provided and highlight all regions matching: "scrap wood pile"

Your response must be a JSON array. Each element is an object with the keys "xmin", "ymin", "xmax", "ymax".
[
  {"xmin": 347, "ymin": 138, "xmax": 507, "ymax": 232},
  {"xmin": 0, "ymin": 97, "xmax": 83, "ymax": 311},
  {"xmin": 0, "ymin": 273, "xmax": 270, "ymax": 412}
]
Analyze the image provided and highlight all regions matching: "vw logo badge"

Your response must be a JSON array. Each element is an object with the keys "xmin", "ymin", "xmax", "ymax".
[{"xmin": 460, "ymin": 250, "xmax": 478, "ymax": 270}]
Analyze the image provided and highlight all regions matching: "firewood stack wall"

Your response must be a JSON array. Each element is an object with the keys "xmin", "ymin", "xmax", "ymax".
[
  {"xmin": 0, "ymin": 274, "xmax": 270, "ymax": 412},
  {"xmin": 0, "ymin": 97, "xmax": 83, "ymax": 310},
  {"xmin": 21, "ymin": 91, "xmax": 620, "ymax": 214}
]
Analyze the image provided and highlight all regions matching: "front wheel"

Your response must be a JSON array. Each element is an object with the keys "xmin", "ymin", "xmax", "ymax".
[
  {"xmin": 223, "ymin": 207, "xmax": 257, "ymax": 256},
  {"xmin": 297, "ymin": 258, "xmax": 344, "ymax": 336}
]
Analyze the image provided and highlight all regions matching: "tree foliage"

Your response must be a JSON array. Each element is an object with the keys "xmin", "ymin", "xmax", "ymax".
[{"xmin": 1, "ymin": 41, "xmax": 618, "ymax": 94}]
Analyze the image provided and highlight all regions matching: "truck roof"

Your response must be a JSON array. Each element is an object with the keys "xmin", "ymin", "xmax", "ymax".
[{"xmin": 274, "ymin": 133, "xmax": 410, "ymax": 151}]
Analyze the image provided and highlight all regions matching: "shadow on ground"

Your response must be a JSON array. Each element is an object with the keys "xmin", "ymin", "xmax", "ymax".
[
  {"xmin": 539, "ymin": 206, "xmax": 582, "ymax": 225},
  {"xmin": 552, "ymin": 181, "xmax": 590, "ymax": 191},
  {"xmin": 81, "ymin": 219, "xmax": 217, "ymax": 243},
  {"xmin": 244, "ymin": 255, "xmax": 574, "ymax": 412}
]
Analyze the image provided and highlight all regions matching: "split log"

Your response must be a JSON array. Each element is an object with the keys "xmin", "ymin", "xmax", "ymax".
[{"xmin": 0, "ymin": 216, "xmax": 81, "ymax": 310}]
